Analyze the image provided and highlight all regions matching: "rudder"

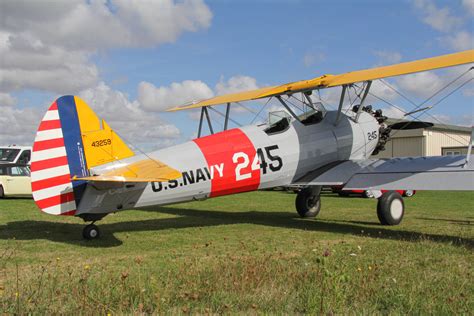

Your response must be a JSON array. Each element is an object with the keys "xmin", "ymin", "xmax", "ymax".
[{"xmin": 31, "ymin": 96, "xmax": 134, "ymax": 215}]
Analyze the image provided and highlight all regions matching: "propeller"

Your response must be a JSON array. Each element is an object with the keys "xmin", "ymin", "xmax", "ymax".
[{"xmin": 389, "ymin": 121, "xmax": 434, "ymax": 130}]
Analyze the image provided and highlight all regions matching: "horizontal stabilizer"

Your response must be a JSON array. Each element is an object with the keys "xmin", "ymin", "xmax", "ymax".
[{"xmin": 74, "ymin": 158, "xmax": 182, "ymax": 183}]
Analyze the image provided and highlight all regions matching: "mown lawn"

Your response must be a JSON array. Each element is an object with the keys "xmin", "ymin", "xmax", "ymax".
[{"xmin": 0, "ymin": 190, "xmax": 473, "ymax": 314}]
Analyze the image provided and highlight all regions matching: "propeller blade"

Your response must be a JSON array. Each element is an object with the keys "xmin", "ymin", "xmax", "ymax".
[{"xmin": 389, "ymin": 121, "xmax": 434, "ymax": 130}]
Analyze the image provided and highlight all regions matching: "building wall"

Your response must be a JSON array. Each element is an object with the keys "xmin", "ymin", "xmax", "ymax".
[
  {"xmin": 441, "ymin": 146, "xmax": 469, "ymax": 155},
  {"xmin": 424, "ymin": 130, "xmax": 470, "ymax": 156},
  {"xmin": 374, "ymin": 136, "xmax": 424, "ymax": 158},
  {"xmin": 372, "ymin": 128, "xmax": 470, "ymax": 158}
]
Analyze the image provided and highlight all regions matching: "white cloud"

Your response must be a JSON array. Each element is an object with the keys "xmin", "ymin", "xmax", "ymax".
[
  {"xmin": 0, "ymin": 82, "xmax": 182, "ymax": 149},
  {"xmin": 413, "ymin": 0, "xmax": 462, "ymax": 32},
  {"xmin": 441, "ymin": 31, "xmax": 474, "ymax": 51},
  {"xmin": 138, "ymin": 80, "xmax": 214, "ymax": 112},
  {"xmin": 396, "ymin": 65, "xmax": 473, "ymax": 100},
  {"xmin": 0, "ymin": 105, "xmax": 40, "ymax": 145},
  {"xmin": 215, "ymin": 75, "xmax": 259, "ymax": 95},
  {"xmin": 303, "ymin": 52, "xmax": 326, "ymax": 67},
  {"xmin": 382, "ymin": 106, "xmax": 406, "ymax": 119},
  {"xmin": 137, "ymin": 75, "xmax": 263, "ymax": 112},
  {"xmin": 0, "ymin": 0, "xmax": 212, "ymax": 148},
  {"xmin": 0, "ymin": 93, "xmax": 17, "ymax": 107},
  {"xmin": 462, "ymin": 0, "xmax": 474, "ymax": 16},
  {"xmin": 374, "ymin": 50, "xmax": 402, "ymax": 65},
  {"xmin": 0, "ymin": 0, "xmax": 212, "ymax": 50},
  {"xmin": 0, "ymin": 0, "xmax": 212, "ymax": 94},
  {"xmin": 396, "ymin": 71, "xmax": 445, "ymax": 99},
  {"xmin": 317, "ymin": 80, "xmax": 399, "ymax": 110},
  {"xmin": 425, "ymin": 113, "xmax": 473, "ymax": 126}
]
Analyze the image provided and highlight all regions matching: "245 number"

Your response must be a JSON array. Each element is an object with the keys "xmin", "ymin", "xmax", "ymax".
[
  {"xmin": 367, "ymin": 131, "xmax": 377, "ymax": 141},
  {"xmin": 232, "ymin": 145, "xmax": 282, "ymax": 181}
]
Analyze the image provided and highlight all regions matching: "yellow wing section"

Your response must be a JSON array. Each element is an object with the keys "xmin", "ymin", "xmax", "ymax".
[
  {"xmin": 73, "ymin": 159, "xmax": 182, "ymax": 182},
  {"xmin": 259, "ymin": 50, "xmax": 474, "ymax": 97},
  {"xmin": 167, "ymin": 86, "xmax": 278, "ymax": 112},
  {"xmin": 168, "ymin": 50, "xmax": 474, "ymax": 111}
]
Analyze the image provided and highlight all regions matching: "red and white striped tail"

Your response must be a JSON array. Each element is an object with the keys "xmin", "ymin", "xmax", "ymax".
[{"xmin": 31, "ymin": 101, "xmax": 77, "ymax": 215}]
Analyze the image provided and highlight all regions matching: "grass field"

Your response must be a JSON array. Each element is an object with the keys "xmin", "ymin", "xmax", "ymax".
[{"xmin": 0, "ymin": 190, "xmax": 473, "ymax": 314}]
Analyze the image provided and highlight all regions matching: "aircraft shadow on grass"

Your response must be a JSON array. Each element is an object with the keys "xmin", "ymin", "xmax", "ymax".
[{"xmin": 0, "ymin": 207, "xmax": 472, "ymax": 249}]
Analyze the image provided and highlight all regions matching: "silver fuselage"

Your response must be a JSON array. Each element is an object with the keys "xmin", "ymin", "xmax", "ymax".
[{"xmin": 77, "ymin": 111, "xmax": 379, "ymax": 215}]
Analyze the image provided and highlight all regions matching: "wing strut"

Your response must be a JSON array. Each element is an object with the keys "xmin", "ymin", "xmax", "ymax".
[
  {"xmin": 224, "ymin": 102, "xmax": 231, "ymax": 130},
  {"xmin": 197, "ymin": 107, "xmax": 205, "ymax": 137},
  {"xmin": 354, "ymin": 81, "xmax": 372, "ymax": 122},
  {"xmin": 276, "ymin": 96, "xmax": 299, "ymax": 120},
  {"xmin": 204, "ymin": 107, "xmax": 214, "ymax": 134},
  {"xmin": 197, "ymin": 107, "xmax": 215, "ymax": 137},
  {"xmin": 334, "ymin": 85, "xmax": 347, "ymax": 126}
]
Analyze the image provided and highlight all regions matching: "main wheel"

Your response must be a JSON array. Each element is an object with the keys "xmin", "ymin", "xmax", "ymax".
[
  {"xmin": 377, "ymin": 191, "xmax": 404, "ymax": 225},
  {"xmin": 295, "ymin": 188, "xmax": 321, "ymax": 218},
  {"xmin": 0, "ymin": 186, "xmax": 4, "ymax": 199},
  {"xmin": 83, "ymin": 224, "xmax": 100, "ymax": 240}
]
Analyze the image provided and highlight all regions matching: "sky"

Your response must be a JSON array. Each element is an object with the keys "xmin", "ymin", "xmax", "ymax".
[{"xmin": 0, "ymin": 0, "xmax": 473, "ymax": 151}]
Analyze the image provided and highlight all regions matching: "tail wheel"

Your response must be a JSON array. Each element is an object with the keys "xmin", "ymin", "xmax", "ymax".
[
  {"xmin": 377, "ymin": 191, "xmax": 404, "ymax": 225},
  {"xmin": 83, "ymin": 224, "xmax": 100, "ymax": 240},
  {"xmin": 295, "ymin": 188, "xmax": 321, "ymax": 218}
]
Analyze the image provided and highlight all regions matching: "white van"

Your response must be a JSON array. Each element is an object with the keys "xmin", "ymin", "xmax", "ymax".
[{"xmin": 0, "ymin": 146, "xmax": 32, "ymax": 165}]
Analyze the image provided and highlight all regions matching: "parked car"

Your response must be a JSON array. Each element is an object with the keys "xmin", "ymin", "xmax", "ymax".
[
  {"xmin": 0, "ymin": 145, "xmax": 32, "ymax": 165},
  {"xmin": 0, "ymin": 164, "xmax": 32, "ymax": 198},
  {"xmin": 331, "ymin": 186, "xmax": 415, "ymax": 198}
]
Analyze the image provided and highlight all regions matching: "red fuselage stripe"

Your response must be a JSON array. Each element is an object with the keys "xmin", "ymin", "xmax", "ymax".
[{"xmin": 193, "ymin": 128, "xmax": 260, "ymax": 197}]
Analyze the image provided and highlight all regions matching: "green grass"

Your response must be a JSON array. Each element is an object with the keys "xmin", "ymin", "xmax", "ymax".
[{"xmin": 1, "ymin": 191, "xmax": 473, "ymax": 314}]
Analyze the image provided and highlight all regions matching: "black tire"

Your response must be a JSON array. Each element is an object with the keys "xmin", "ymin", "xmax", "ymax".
[
  {"xmin": 0, "ymin": 186, "xmax": 4, "ymax": 199},
  {"xmin": 83, "ymin": 224, "xmax": 100, "ymax": 240},
  {"xmin": 377, "ymin": 191, "xmax": 404, "ymax": 225},
  {"xmin": 338, "ymin": 191, "xmax": 349, "ymax": 197},
  {"xmin": 295, "ymin": 188, "xmax": 321, "ymax": 218}
]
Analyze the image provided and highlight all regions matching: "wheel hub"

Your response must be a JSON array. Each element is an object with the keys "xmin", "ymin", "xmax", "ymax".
[{"xmin": 390, "ymin": 199, "xmax": 403, "ymax": 219}]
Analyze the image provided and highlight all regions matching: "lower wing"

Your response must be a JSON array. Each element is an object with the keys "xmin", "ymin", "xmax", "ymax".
[{"xmin": 293, "ymin": 155, "xmax": 474, "ymax": 191}]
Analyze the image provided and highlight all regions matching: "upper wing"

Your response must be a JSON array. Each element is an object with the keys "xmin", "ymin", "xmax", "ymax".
[
  {"xmin": 167, "ymin": 86, "xmax": 278, "ymax": 112},
  {"xmin": 73, "ymin": 159, "xmax": 182, "ymax": 183},
  {"xmin": 293, "ymin": 155, "xmax": 474, "ymax": 191},
  {"xmin": 169, "ymin": 50, "xmax": 474, "ymax": 111}
]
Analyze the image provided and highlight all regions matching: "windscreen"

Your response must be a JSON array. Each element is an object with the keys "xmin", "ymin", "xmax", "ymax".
[{"xmin": 0, "ymin": 148, "xmax": 20, "ymax": 162}]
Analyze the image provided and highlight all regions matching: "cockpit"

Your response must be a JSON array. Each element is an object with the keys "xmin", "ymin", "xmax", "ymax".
[{"xmin": 264, "ymin": 101, "xmax": 326, "ymax": 135}]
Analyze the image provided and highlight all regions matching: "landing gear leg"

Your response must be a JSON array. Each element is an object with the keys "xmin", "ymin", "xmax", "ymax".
[
  {"xmin": 377, "ymin": 191, "xmax": 405, "ymax": 225},
  {"xmin": 83, "ymin": 223, "xmax": 100, "ymax": 240},
  {"xmin": 295, "ymin": 186, "xmax": 322, "ymax": 218}
]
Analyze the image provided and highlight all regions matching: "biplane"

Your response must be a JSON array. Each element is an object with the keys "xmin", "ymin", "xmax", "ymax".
[{"xmin": 30, "ymin": 50, "xmax": 474, "ymax": 239}]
